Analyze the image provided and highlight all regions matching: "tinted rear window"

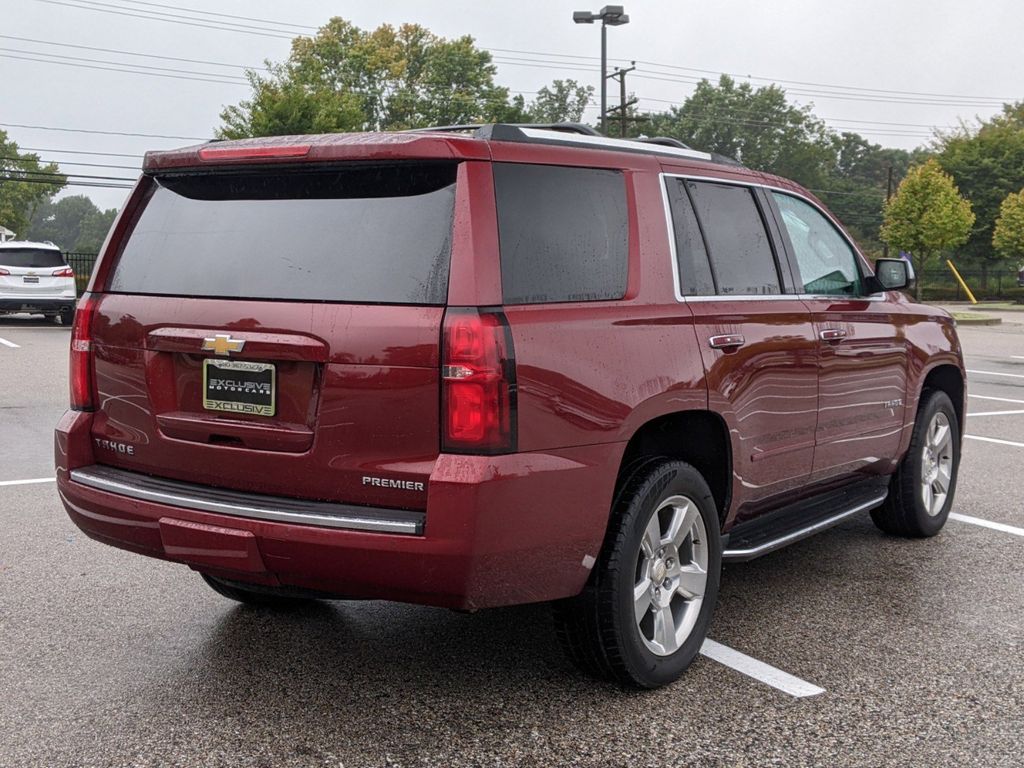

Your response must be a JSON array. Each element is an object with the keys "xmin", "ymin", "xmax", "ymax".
[
  {"xmin": 0, "ymin": 248, "xmax": 65, "ymax": 269},
  {"xmin": 494, "ymin": 163, "xmax": 628, "ymax": 304},
  {"xmin": 110, "ymin": 164, "xmax": 457, "ymax": 304},
  {"xmin": 686, "ymin": 181, "xmax": 781, "ymax": 296}
]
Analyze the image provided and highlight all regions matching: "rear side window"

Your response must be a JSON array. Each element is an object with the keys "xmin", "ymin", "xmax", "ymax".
[
  {"xmin": 0, "ymin": 248, "xmax": 65, "ymax": 268},
  {"xmin": 685, "ymin": 180, "xmax": 781, "ymax": 296},
  {"xmin": 494, "ymin": 163, "xmax": 628, "ymax": 304},
  {"xmin": 664, "ymin": 179, "xmax": 715, "ymax": 296},
  {"xmin": 109, "ymin": 164, "xmax": 457, "ymax": 305}
]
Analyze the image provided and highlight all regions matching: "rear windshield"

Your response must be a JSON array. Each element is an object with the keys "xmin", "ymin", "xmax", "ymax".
[
  {"xmin": 0, "ymin": 248, "xmax": 66, "ymax": 269},
  {"xmin": 109, "ymin": 164, "xmax": 457, "ymax": 305}
]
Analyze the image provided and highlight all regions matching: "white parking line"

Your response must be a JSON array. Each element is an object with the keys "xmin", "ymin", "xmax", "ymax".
[
  {"xmin": 966, "ymin": 369, "xmax": 1024, "ymax": 379},
  {"xmin": 950, "ymin": 513, "xmax": 1024, "ymax": 538},
  {"xmin": 1011, "ymin": 356, "xmax": 1024, "ymax": 360},
  {"xmin": 0, "ymin": 337, "xmax": 19, "ymax": 348},
  {"xmin": 699, "ymin": 639, "xmax": 825, "ymax": 698},
  {"xmin": 967, "ymin": 410, "xmax": 1024, "ymax": 417},
  {"xmin": 0, "ymin": 477, "xmax": 55, "ymax": 487},
  {"xmin": 964, "ymin": 435, "xmax": 1024, "ymax": 448},
  {"xmin": 969, "ymin": 394, "xmax": 1024, "ymax": 405}
]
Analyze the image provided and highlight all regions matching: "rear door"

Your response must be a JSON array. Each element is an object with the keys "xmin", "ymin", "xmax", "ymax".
[
  {"xmin": 767, "ymin": 191, "xmax": 907, "ymax": 480},
  {"xmin": 89, "ymin": 162, "xmax": 461, "ymax": 511},
  {"xmin": 0, "ymin": 247, "xmax": 68, "ymax": 298},
  {"xmin": 663, "ymin": 174, "xmax": 819, "ymax": 522}
]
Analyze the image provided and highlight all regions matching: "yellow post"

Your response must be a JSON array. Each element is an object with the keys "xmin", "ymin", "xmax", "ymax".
[{"xmin": 946, "ymin": 259, "xmax": 977, "ymax": 305}]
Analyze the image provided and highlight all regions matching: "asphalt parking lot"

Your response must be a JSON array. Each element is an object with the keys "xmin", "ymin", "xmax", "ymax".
[{"xmin": 1, "ymin": 309, "xmax": 1022, "ymax": 768}]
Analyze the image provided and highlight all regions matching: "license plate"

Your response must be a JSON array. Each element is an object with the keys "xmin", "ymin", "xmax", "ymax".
[
  {"xmin": 202, "ymin": 359, "xmax": 276, "ymax": 417},
  {"xmin": 23, "ymin": 276, "xmax": 39, "ymax": 284}
]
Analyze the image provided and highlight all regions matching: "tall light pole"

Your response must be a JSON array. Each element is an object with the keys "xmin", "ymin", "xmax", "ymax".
[{"xmin": 573, "ymin": 6, "xmax": 630, "ymax": 135}]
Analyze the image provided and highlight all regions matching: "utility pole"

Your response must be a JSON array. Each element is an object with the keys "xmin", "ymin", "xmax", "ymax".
[
  {"xmin": 606, "ymin": 63, "xmax": 645, "ymax": 137},
  {"xmin": 882, "ymin": 164, "xmax": 894, "ymax": 258},
  {"xmin": 573, "ymin": 6, "xmax": 630, "ymax": 134}
]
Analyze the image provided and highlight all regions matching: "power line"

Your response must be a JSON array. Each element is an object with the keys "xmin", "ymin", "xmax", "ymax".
[
  {"xmin": 0, "ymin": 35, "xmax": 258, "ymax": 71},
  {"xmin": 0, "ymin": 177, "xmax": 133, "ymax": 189},
  {"xmin": 0, "ymin": 51, "xmax": 247, "ymax": 86},
  {"xmin": 37, "ymin": 0, "xmax": 296, "ymax": 39},
  {"xmin": 0, "ymin": 122, "xmax": 208, "ymax": 141},
  {"xmin": 0, "ymin": 155, "xmax": 141, "ymax": 171},
  {"xmin": 42, "ymin": 0, "xmax": 1015, "ymax": 107},
  {"xmin": 113, "ymin": 0, "xmax": 316, "ymax": 32},
  {"xmin": 3, "ymin": 168, "xmax": 136, "ymax": 182},
  {"xmin": 18, "ymin": 147, "xmax": 143, "ymax": 158}
]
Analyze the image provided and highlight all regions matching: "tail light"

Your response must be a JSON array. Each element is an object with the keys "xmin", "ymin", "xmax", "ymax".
[
  {"xmin": 441, "ymin": 308, "xmax": 517, "ymax": 454},
  {"xmin": 53, "ymin": 267, "xmax": 75, "ymax": 277},
  {"xmin": 0, "ymin": 268, "xmax": 9, "ymax": 275},
  {"xmin": 69, "ymin": 294, "xmax": 100, "ymax": 411}
]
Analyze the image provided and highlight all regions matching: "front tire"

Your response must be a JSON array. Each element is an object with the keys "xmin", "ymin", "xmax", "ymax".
[
  {"xmin": 871, "ymin": 389, "xmax": 960, "ymax": 537},
  {"xmin": 554, "ymin": 460, "xmax": 722, "ymax": 688}
]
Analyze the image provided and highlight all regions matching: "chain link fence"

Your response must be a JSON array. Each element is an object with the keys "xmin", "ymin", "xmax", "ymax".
[{"xmin": 918, "ymin": 264, "xmax": 1024, "ymax": 302}]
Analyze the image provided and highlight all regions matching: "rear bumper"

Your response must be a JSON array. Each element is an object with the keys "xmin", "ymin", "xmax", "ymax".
[
  {"xmin": 55, "ymin": 410, "xmax": 623, "ymax": 610},
  {"xmin": 0, "ymin": 297, "xmax": 76, "ymax": 313}
]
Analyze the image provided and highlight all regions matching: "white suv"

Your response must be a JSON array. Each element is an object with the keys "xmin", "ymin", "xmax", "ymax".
[{"xmin": 0, "ymin": 241, "xmax": 77, "ymax": 324}]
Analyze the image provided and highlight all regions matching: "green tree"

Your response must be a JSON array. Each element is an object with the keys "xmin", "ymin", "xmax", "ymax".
[
  {"xmin": 218, "ymin": 18, "xmax": 524, "ymax": 137},
  {"xmin": 74, "ymin": 206, "xmax": 117, "ymax": 252},
  {"xmin": 992, "ymin": 189, "xmax": 1024, "ymax": 266},
  {"xmin": 936, "ymin": 102, "xmax": 1024, "ymax": 285},
  {"xmin": 527, "ymin": 79, "xmax": 594, "ymax": 124},
  {"xmin": 0, "ymin": 130, "xmax": 66, "ymax": 237},
  {"xmin": 817, "ymin": 132, "xmax": 923, "ymax": 256},
  {"xmin": 645, "ymin": 75, "xmax": 837, "ymax": 188},
  {"xmin": 881, "ymin": 159, "xmax": 975, "ymax": 300},
  {"xmin": 27, "ymin": 195, "xmax": 117, "ymax": 252}
]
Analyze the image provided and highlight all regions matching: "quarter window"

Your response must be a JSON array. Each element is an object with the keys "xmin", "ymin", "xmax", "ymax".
[
  {"xmin": 685, "ymin": 181, "xmax": 781, "ymax": 296},
  {"xmin": 494, "ymin": 163, "xmax": 628, "ymax": 304},
  {"xmin": 772, "ymin": 192, "xmax": 862, "ymax": 296}
]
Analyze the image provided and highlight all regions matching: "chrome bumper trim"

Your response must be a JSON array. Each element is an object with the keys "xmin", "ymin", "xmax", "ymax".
[
  {"xmin": 69, "ymin": 465, "xmax": 424, "ymax": 535},
  {"xmin": 722, "ymin": 492, "xmax": 888, "ymax": 561}
]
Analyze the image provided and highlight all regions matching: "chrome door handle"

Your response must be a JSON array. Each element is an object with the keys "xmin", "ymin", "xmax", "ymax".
[
  {"xmin": 819, "ymin": 328, "xmax": 847, "ymax": 342},
  {"xmin": 708, "ymin": 334, "xmax": 745, "ymax": 350}
]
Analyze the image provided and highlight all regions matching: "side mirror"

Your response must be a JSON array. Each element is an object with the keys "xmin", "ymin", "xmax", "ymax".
[{"xmin": 872, "ymin": 258, "xmax": 915, "ymax": 293}]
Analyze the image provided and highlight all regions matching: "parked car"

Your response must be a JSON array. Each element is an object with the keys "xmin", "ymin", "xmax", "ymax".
[
  {"xmin": 55, "ymin": 124, "xmax": 965, "ymax": 688},
  {"xmin": 0, "ymin": 240, "xmax": 76, "ymax": 324}
]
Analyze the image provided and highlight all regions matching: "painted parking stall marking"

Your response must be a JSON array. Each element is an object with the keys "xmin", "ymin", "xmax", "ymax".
[
  {"xmin": 964, "ymin": 435, "xmax": 1024, "ymax": 448},
  {"xmin": 0, "ymin": 337, "xmax": 20, "ymax": 348},
  {"xmin": 700, "ymin": 639, "xmax": 826, "ymax": 698},
  {"xmin": 0, "ymin": 477, "xmax": 56, "ymax": 487},
  {"xmin": 950, "ymin": 513, "xmax": 1024, "ymax": 538},
  {"xmin": 966, "ymin": 369, "xmax": 1024, "ymax": 380},
  {"xmin": 969, "ymin": 394, "xmax": 1024, "ymax": 405}
]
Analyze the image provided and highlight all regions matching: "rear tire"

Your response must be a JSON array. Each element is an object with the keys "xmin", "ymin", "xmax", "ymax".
[
  {"xmin": 871, "ymin": 389, "xmax": 960, "ymax": 537},
  {"xmin": 200, "ymin": 573, "xmax": 317, "ymax": 609},
  {"xmin": 553, "ymin": 460, "xmax": 722, "ymax": 688},
  {"xmin": 58, "ymin": 307, "xmax": 74, "ymax": 326}
]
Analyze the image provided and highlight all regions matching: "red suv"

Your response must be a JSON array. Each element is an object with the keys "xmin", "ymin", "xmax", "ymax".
[{"xmin": 56, "ymin": 124, "xmax": 965, "ymax": 688}]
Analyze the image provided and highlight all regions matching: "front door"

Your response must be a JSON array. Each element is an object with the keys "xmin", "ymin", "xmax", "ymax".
[{"xmin": 768, "ymin": 191, "xmax": 907, "ymax": 481}]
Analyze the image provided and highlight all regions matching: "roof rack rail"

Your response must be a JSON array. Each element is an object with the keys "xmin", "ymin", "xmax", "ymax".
[
  {"xmin": 414, "ymin": 122, "xmax": 601, "ymax": 137},
  {"xmin": 635, "ymin": 136, "xmax": 693, "ymax": 150},
  {"xmin": 412, "ymin": 123, "xmax": 745, "ymax": 168}
]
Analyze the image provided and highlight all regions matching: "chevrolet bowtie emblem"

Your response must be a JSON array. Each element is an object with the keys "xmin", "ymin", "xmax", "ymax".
[{"xmin": 201, "ymin": 334, "xmax": 246, "ymax": 356}]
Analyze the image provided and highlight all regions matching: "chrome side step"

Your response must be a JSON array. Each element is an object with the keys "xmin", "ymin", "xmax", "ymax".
[
  {"xmin": 70, "ymin": 465, "xmax": 424, "ymax": 535},
  {"xmin": 722, "ymin": 491, "xmax": 888, "ymax": 562}
]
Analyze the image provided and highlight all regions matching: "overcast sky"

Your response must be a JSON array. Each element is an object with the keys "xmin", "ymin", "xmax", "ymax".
[{"xmin": 2, "ymin": 0, "xmax": 1021, "ymax": 211}]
